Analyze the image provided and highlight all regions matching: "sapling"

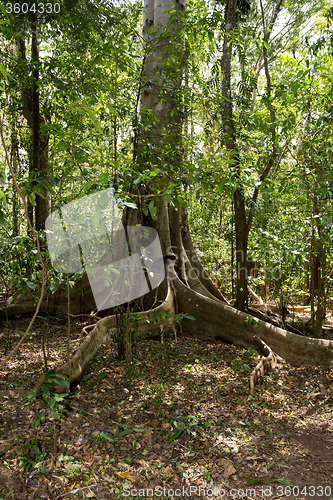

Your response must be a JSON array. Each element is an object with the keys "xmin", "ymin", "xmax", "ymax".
[{"xmin": 26, "ymin": 369, "xmax": 70, "ymax": 471}]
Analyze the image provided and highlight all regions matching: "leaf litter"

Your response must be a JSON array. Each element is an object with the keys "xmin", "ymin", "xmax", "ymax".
[{"xmin": 1, "ymin": 317, "xmax": 333, "ymax": 499}]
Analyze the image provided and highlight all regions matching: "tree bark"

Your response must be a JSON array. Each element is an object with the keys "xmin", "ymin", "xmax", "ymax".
[
  {"xmin": 31, "ymin": 13, "xmax": 41, "ymax": 231},
  {"xmin": 31, "ymin": 13, "xmax": 51, "ymax": 232},
  {"xmin": 19, "ymin": 19, "xmax": 51, "ymax": 235}
]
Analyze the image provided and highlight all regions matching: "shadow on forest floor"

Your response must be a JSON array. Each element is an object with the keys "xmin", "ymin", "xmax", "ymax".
[{"xmin": 1, "ymin": 315, "xmax": 333, "ymax": 499}]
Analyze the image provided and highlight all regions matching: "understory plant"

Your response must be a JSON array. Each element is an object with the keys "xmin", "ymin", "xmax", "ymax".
[{"xmin": 25, "ymin": 369, "xmax": 70, "ymax": 470}]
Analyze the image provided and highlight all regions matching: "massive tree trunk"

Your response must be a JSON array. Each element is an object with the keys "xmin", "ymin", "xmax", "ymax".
[{"xmin": 3, "ymin": 0, "xmax": 333, "ymax": 386}]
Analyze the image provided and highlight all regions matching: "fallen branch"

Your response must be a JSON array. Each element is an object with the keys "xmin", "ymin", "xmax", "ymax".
[
  {"xmin": 69, "ymin": 314, "xmax": 102, "ymax": 321},
  {"xmin": 249, "ymin": 335, "xmax": 278, "ymax": 394},
  {"xmin": 248, "ymin": 286, "xmax": 264, "ymax": 304}
]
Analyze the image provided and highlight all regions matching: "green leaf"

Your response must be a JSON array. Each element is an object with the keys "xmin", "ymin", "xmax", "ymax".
[
  {"xmin": 55, "ymin": 140, "xmax": 69, "ymax": 152},
  {"xmin": 148, "ymin": 200, "xmax": 157, "ymax": 220},
  {"xmin": 123, "ymin": 201, "xmax": 137, "ymax": 209},
  {"xmin": 0, "ymin": 208, "xmax": 6, "ymax": 226},
  {"xmin": 169, "ymin": 428, "xmax": 184, "ymax": 442},
  {"xmin": 99, "ymin": 190, "xmax": 110, "ymax": 209},
  {"xmin": 45, "ymin": 371, "xmax": 70, "ymax": 389},
  {"xmin": 83, "ymin": 181, "xmax": 95, "ymax": 192},
  {"xmin": 0, "ymin": 63, "xmax": 9, "ymax": 81},
  {"xmin": 134, "ymin": 176, "xmax": 142, "ymax": 185},
  {"xmin": 99, "ymin": 173, "xmax": 109, "ymax": 186},
  {"xmin": 107, "ymin": 103, "xmax": 117, "ymax": 115},
  {"xmin": 183, "ymin": 313, "xmax": 195, "ymax": 320},
  {"xmin": 275, "ymin": 478, "xmax": 293, "ymax": 486},
  {"xmin": 47, "ymin": 398, "xmax": 56, "ymax": 409},
  {"xmin": 98, "ymin": 372, "xmax": 108, "ymax": 381},
  {"xmin": 115, "ymin": 429, "xmax": 133, "ymax": 437},
  {"xmin": 149, "ymin": 170, "xmax": 161, "ymax": 177},
  {"xmin": 34, "ymin": 417, "xmax": 41, "ymax": 428},
  {"xmin": 245, "ymin": 478, "xmax": 263, "ymax": 485},
  {"xmin": 52, "ymin": 377, "xmax": 70, "ymax": 388},
  {"xmin": 99, "ymin": 431, "xmax": 114, "ymax": 442},
  {"xmin": 26, "ymin": 281, "xmax": 37, "ymax": 290},
  {"xmin": 92, "ymin": 211, "xmax": 100, "ymax": 227}
]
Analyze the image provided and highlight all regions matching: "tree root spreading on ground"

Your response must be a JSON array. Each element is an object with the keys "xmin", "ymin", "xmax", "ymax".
[
  {"xmin": 250, "ymin": 335, "xmax": 278, "ymax": 394},
  {"xmin": 3, "ymin": 200, "xmax": 333, "ymax": 388}
]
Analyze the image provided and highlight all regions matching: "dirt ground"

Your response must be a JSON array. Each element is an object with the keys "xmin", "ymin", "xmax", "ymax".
[{"xmin": 1, "ymin": 314, "xmax": 333, "ymax": 500}]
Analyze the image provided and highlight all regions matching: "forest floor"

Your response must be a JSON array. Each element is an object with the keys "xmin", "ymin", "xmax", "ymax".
[{"xmin": 1, "ymin": 313, "xmax": 333, "ymax": 500}]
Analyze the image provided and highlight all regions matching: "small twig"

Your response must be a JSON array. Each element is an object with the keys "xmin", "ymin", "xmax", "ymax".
[
  {"xmin": 57, "ymin": 480, "xmax": 115, "ymax": 497},
  {"xmin": 69, "ymin": 314, "xmax": 102, "ymax": 321}
]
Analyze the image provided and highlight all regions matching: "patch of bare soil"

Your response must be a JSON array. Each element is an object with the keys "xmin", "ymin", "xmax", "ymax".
[{"xmin": 1, "ymin": 316, "xmax": 333, "ymax": 500}]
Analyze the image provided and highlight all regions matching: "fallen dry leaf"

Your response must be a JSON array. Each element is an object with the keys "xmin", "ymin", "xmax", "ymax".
[
  {"xmin": 85, "ymin": 491, "xmax": 97, "ymax": 498},
  {"xmin": 164, "ymin": 465, "xmax": 173, "ymax": 475},
  {"xmin": 223, "ymin": 463, "xmax": 236, "ymax": 479},
  {"xmin": 217, "ymin": 458, "xmax": 237, "ymax": 478},
  {"xmin": 116, "ymin": 471, "xmax": 132, "ymax": 479},
  {"xmin": 118, "ymin": 462, "xmax": 129, "ymax": 470},
  {"xmin": 217, "ymin": 458, "xmax": 232, "ymax": 467}
]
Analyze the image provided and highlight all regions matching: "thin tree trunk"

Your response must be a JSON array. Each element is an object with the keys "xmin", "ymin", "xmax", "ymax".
[
  {"xmin": 19, "ymin": 17, "xmax": 51, "ymax": 234},
  {"xmin": 17, "ymin": 38, "xmax": 34, "ymax": 235},
  {"xmin": 313, "ymin": 194, "xmax": 324, "ymax": 338},
  {"xmin": 11, "ymin": 127, "xmax": 20, "ymax": 236},
  {"xmin": 220, "ymin": 0, "xmax": 249, "ymax": 311},
  {"xmin": 31, "ymin": 13, "xmax": 42, "ymax": 231},
  {"xmin": 220, "ymin": 0, "xmax": 283, "ymax": 312}
]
